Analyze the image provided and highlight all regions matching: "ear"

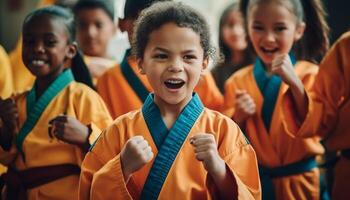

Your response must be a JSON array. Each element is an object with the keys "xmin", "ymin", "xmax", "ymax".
[
  {"xmin": 66, "ymin": 42, "xmax": 77, "ymax": 59},
  {"xmin": 137, "ymin": 58, "xmax": 146, "ymax": 74},
  {"xmin": 201, "ymin": 57, "xmax": 209, "ymax": 75},
  {"xmin": 294, "ymin": 22, "xmax": 306, "ymax": 42}
]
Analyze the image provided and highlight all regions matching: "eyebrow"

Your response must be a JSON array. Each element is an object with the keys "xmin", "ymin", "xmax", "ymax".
[{"xmin": 154, "ymin": 47, "xmax": 197, "ymax": 54}]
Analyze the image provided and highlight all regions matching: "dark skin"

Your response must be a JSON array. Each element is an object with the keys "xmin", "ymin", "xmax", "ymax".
[
  {"xmin": 0, "ymin": 98, "xmax": 19, "ymax": 150},
  {"xmin": 0, "ymin": 15, "xmax": 90, "ymax": 153}
]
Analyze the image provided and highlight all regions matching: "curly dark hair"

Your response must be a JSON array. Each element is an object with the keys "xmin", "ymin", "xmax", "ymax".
[{"xmin": 132, "ymin": 1, "xmax": 214, "ymax": 59}]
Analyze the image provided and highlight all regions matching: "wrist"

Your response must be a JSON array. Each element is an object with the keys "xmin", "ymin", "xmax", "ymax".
[
  {"xmin": 210, "ymin": 158, "xmax": 226, "ymax": 179},
  {"xmin": 78, "ymin": 124, "xmax": 92, "ymax": 151},
  {"xmin": 120, "ymin": 156, "xmax": 132, "ymax": 182}
]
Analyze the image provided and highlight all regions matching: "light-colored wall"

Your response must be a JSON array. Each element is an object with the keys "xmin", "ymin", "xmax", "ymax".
[
  {"xmin": 0, "ymin": 0, "xmax": 38, "ymax": 52},
  {"xmin": 0, "ymin": 0, "xmax": 232, "ymax": 54}
]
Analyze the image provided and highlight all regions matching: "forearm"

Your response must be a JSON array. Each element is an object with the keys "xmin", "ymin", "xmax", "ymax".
[
  {"xmin": 289, "ymin": 78, "xmax": 308, "ymax": 122},
  {"xmin": 210, "ymin": 160, "xmax": 238, "ymax": 200},
  {"xmin": 0, "ymin": 119, "xmax": 14, "ymax": 151}
]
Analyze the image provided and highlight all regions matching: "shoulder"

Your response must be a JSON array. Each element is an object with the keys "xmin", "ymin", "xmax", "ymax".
[
  {"xmin": 98, "ymin": 64, "xmax": 122, "ymax": 82},
  {"xmin": 337, "ymin": 31, "xmax": 350, "ymax": 45},
  {"xmin": 295, "ymin": 60, "xmax": 319, "ymax": 77},
  {"xmin": 200, "ymin": 108, "xmax": 249, "ymax": 145}
]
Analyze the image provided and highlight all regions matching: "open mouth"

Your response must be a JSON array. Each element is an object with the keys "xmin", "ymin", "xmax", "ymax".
[
  {"xmin": 164, "ymin": 79, "xmax": 185, "ymax": 89},
  {"xmin": 261, "ymin": 47, "xmax": 278, "ymax": 54},
  {"xmin": 30, "ymin": 59, "xmax": 47, "ymax": 67}
]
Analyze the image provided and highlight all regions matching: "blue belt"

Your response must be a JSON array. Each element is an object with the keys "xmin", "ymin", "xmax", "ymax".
[{"xmin": 259, "ymin": 157, "xmax": 317, "ymax": 200}]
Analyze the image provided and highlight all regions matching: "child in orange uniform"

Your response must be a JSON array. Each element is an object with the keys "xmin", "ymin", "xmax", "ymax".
[
  {"xmin": 79, "ymin": 2, "xmax": 261, "ymax": 200},
  {"xmin": 96, "ymin": 0, "xmax": 224, "ymax": 119},
  {"xmin": 281, "ymin": 31, "xmax": 350, "ymax": 199},
  {"xmin": 223, "ymin": 0, "xmax": 329, "ymax": 199},
  {"xmin": 0, "ymin": 6, "xmax": 112, "ymax": 199}
]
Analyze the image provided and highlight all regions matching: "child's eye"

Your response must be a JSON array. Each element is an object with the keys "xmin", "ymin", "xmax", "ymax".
[
  {"xmin": 275, "ymin": 26, "xmax": 287, "ymax": 32},
  {"xmin": 252, "ymin": 25, "xmax": 264, "ymax": 31},
  {"xmin": 45, "ymin": 40, "xmax": 58, "ymax": 47},
  {"xmin": 23, "ymin": 38, "xmax": 34, "ymax": 45},
  {"xmin": 153, "ymin": 53, "xmax": 168, "ymax": 59},
  {"xmin": 95, "ymin": 22, "xmax": 104, "ymax": 29},
  {"xmin": 183, "ymin": 55, "xmax": 197, "ymax": 60}
]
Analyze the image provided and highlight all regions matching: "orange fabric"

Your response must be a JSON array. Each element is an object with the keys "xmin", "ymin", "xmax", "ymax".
[
  {"xmin": 0, "ymin": 45, "xmax": 13, "ymax": 98},
  {"xmin": 83, "ymin": 55, "xmax": 117, "ymax": 86},
  {"xmin": 281, "ymin": 32, "xmax": 350, "ymax": 199},
  {"xmin": 0, "ymin": 82, "xmax": 112, "ymax": 200},
  {"xmin": 9, "ymin": 40, "xmax": 35, "ymax": 93},
  {"xmin": 223, "ymin": 61, "xmax": 324, "ymax": 200},
  {"xmin": 79, "ymin": 108, "xmax": 261, "ymax": 200},
  {"xmin": 96, "ymin": 57, "xmax": 224, "ymax": 119}
]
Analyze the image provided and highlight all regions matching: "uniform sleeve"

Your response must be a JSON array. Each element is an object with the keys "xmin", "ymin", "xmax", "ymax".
[
  {"xmin": 79, "ymin": 125, "xmax": 133, "ymax": 200},
  {"xmin": 208, "ymin": 117, "xmax": 261, "ymax": 200},
  {"xmin": 0, "ymin": 46, "xmax": 13, "ymax": 98},
  {"xmin": 281, "ymin": 37, "xmax": 348, "ymax": 141},
  {"xmin": 96, "ymin": 70, "xmax": 117, "ymax": 118},
  {"xmin": 222, "ymin": 76, "xmax": 239, "ymax": 118},
  {"xmin": 195, "ymin": 72, "xmax": 224, "ymax": 111},
  {"xmin": 73, "ymin": 85, "xmax": 113, "ymax": 145}
]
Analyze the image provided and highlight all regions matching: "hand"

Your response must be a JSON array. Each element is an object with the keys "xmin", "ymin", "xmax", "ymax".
[
  {"xmin": 0, "ymin": 97, "xmax": 19, "ymax": 132},
  {"xmin": 120, "ymin": 136, "xmax": 153, "ymax": 181},
  {"xmin": 233, "ymin": 90, "xmax": 256, "ymax": 124},
  {"xmin": 271, "ymin": 54, "xmax": 299, "ymax": 86},
  {"xmin": 0, "ymin": 98, "xmax": 19, "ymax": 150},
  {"xmin": 190, "ymin": 133, "xmax": 226, "ymax": 178},
  {"xmin": 48, "ymin": 115, "xmax": 90, "ymax": 147}
]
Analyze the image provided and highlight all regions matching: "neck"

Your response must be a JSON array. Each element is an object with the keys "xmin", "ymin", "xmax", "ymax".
[
  {"xmin": 35, "ymin": 68, "xmax": 64, "ymax": 98},
  {"xmin": 154, "ymin": 94, "xmax": 192, "ymax": 129},
  {"xmin": 230, "ymin": 50, "xmax": 245, "ymax": 65}
]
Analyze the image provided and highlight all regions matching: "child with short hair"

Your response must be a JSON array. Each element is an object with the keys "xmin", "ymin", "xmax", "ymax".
[
  {"xmin": 96, "ymin": 0, "xmax": 224, "ymax": 119},
  {"xmin": 0, "ymin": 6, "xmax": 112, "ymax": 199},
  {"xmin": 73, "ymin": 0, "xmax": 118, "ymax": 81},
  {"xmin": 79, "ymin": 2, "xmax": 260, "ymax": 200}
]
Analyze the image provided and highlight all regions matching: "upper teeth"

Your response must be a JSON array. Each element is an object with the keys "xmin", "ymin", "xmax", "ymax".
[
  {"xmin": 167, "ymin": 80, "xmax": 182, "ymax": 84},
  {"xmin": 32, "ymin": 60, "xmax": 45, "ymax": 65}
]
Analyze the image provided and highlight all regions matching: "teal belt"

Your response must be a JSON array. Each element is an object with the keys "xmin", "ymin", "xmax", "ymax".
[{"xmin": 259, "ymin": 157, "xmax": 317, "ymax": 200}]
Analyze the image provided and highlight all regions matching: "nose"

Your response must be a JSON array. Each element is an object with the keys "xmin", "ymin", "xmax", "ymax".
[
  {"xmin": 87, "ymin": 25, "xmax": 98, "ymax": 38},
  {"xmin": 168, "ymin": 57, "xmax": 184, "ymax": 72},
  {"xmin": 232, "ymin": 25, "xmax": 244, "ymax": 36},
  {"xmin": 263, "ymin": 31, "xmax": 276, "ymax": 43},
  {"xmin": 34, "ymin": 40, "xmax": 45, "ymax": 53}
]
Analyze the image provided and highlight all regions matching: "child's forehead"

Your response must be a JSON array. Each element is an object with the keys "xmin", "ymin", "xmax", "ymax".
[
  {"xmin": 23, "ymin": 15, "xmax": 69, "ymax": 36},
  {"xmin": 147, "ymin": 23, "xmax": 202, "ymax": 49},
  {"xmin": 76, "ymin": 7, "xmax": 111, "ymax": 18}
]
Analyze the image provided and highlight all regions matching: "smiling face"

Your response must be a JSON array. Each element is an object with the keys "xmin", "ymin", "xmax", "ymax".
[
  {"xmin": 22, "ymin": 14, "xmax": 76, "ymax": 79},
  {"xmin": 222, "ymin": 9, "xmax": 247, "ymax": 51},
  {"xmin": 75, "ymin": 8, "xmax": 115, "ymax": 57},
  {"xmin": 139, "ymin": 22, "xmax": 208, "ymax": 108},
  {"xmin": 247, "ymin": 1, "xmax": 305, "ymax": 67}
]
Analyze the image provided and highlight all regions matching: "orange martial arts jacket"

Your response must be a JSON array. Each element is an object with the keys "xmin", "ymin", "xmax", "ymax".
[
  {"xmin": 281, "ymin": 32, "xmax": 350, "ymax": 200},
  {"xmin": 223, "ymin": 57, "xmax": 325, "ymax": 200},
  {"xmin": 0, "ymin": 69, "xmax": 112, "ymax": 199},
  {"xmin": 79, "ymin": 93, "xmax": 261, "ymax": 200}
]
